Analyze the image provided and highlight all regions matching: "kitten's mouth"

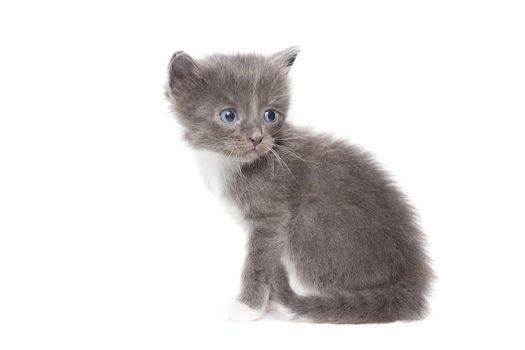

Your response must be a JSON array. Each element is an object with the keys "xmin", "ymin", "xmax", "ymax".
[
  {"xmin": 219, "ymin": 138, "xmax": 275, "ymax": 163},
  {"xmin": 234, "ymin": 142, "xmax": 272, "ymax": 162},
  {"xmin": 244, "ymin": 146, "xmax": 270, "ymax": 158}
]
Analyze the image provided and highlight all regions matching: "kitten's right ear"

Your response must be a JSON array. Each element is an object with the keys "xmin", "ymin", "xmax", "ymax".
[
  {"xmin": 167, "ymin": 51, "xmax": 201, "ymax": 98},
  {"xmin": 272, "ymin": 46, "xmax": 300, "ymax": 72}
]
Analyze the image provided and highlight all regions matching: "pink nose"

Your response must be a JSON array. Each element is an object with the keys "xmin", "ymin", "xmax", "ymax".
[{"xmin": 249, "ymin": 136, "xmax": 263, "ymax": 146}]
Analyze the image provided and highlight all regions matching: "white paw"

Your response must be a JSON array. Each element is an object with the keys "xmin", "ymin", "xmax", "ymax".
[
  {"xmin": 227, "ymin": 300, "xmax": 265, "ymax": 322},
  {"xmin": 266, "ymin": 299, "xmax": 279, "ymax": 312}
]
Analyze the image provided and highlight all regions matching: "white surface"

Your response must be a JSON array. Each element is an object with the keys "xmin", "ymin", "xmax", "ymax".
[{"xmin": 1, "ymin": 1, "xmax": 524, "ymax": 349}]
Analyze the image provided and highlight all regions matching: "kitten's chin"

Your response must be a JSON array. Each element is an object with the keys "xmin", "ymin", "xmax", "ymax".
[
  {"xmin": 236, "ymin": 148, "xmax": 270, "ymax": 163},
  {"xmin": 199, "ymin": 145, "xmax": 271, "ymax": 164},
  {"xmin": 222, "ymin": 146, "xmax": 271, "ymax": 164}
]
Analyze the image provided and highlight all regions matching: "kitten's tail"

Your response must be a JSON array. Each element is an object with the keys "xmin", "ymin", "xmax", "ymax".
[{"xmin": 271, "ymin": 264, "xmax": 430, "ymax": 324}]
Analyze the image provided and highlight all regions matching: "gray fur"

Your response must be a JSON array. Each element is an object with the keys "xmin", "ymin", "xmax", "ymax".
[{"xmin": 166, "ymin": 47, "xmax": 433, "ymax": 324}]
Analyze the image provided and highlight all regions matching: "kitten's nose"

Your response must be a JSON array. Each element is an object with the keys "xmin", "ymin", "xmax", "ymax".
[{"xmin": 248, "ymin": 134, "xmax": 263, "ymax": 146}]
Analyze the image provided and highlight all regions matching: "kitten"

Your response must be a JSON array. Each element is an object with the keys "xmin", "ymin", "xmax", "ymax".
[{"xmin": 166, "ymin": 47, "xmax": 433, "ymax": 323}]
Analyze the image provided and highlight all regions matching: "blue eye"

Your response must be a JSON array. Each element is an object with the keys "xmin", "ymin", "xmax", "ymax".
[
  {"xmin": 219, "ymin": 109, "xmax": 237, "ymax": 123},
  {"xmin": 263, "ymin": 110, "xmax": 278, "ymax": 123}
]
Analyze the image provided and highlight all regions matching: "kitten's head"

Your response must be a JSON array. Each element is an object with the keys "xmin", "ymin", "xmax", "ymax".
[{"xmin": 166, "ymin": 47, "xmax": 299, "ymax": 162}]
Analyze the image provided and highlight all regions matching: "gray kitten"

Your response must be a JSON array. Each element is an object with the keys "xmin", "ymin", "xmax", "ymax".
[{"xmin": 166, "ymin": 47, "xmax": 433, "ymax": 324}]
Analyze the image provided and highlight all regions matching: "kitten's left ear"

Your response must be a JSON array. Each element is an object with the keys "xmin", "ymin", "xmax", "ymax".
[
  {"xmin": 167, "ymin": 51, "xmax": 202, "ymax": 98},
  {"xmin": 272, "ymin": 46, "xmax": 300, "ymax": 71}
]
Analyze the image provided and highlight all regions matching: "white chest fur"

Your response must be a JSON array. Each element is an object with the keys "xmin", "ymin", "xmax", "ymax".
[
  {"xmin": 193, "ymin": 149, "xmax": 232, "ymax": 196},
  {"xmin": 192, "ymin": 150, "xmax": 246, "ymax": 226}
]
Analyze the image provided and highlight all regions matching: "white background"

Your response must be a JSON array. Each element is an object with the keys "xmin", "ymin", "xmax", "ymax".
[{"xmin": 1, "ymin": 1, "xmax": 524, "ymax": 349}]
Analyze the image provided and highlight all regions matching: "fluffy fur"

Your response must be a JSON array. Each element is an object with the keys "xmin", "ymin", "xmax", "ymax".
[{"xmin": 166, "ymin": 47, "xmax": 433, "ymax": 324}]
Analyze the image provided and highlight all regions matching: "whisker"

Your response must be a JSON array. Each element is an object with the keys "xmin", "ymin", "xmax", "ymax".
[{"xmin": 269, "ymin": 148, "xmax": 293, "ymax": 175}]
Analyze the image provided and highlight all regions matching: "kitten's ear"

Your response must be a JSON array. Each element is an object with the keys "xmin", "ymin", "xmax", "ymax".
[
  {"xmin": 272, "ymin": 46, "xmax": 300, "ymax": 71},
  {"xmin": 167, "ymin": 51, "xmax": 202, "ymax": 98}
]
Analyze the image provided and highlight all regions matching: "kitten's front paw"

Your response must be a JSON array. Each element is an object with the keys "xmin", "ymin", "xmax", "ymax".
[{"xmin": 227, "ymin": 300, "xmax": 265, "ymax": 322}]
